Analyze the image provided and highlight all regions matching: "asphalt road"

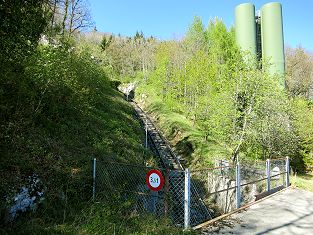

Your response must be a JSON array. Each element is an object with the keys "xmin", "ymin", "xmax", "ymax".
[{"xmin": 202, "ymin": 188, "xmax": 313, "ymax": 235}]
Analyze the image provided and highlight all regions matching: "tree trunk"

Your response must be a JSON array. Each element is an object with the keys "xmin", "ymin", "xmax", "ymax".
[
  {"xmin": 50, "ymin": 0, "xmax": 58, "ymax": 31},
  {"xmin": 61, "ymin": 0, "xmax": 69, "ymax": 35}
]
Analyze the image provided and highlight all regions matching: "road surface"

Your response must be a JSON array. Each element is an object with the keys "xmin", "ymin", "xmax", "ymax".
[{"xmin": 202, "ymin": 188, "xmax": 313, "ymax": 235}]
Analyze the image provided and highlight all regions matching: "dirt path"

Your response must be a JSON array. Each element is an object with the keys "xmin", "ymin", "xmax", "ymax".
[{"xmin": 201, "ymin": 188, "xmax": 313, "ymax": 235}]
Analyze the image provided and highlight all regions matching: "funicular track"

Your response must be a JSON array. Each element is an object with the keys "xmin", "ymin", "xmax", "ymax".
[
  {"xmin": 131, "ymin": 101, "xmax": 213, "ymax": 226},
  {"xmin": 131, "ymin": 101, "xmax": 182, "ymax": 170}
]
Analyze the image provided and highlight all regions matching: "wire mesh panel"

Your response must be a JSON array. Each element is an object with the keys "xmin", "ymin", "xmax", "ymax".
[
  {"xmin": 269, "ymin": 158, "xmax": 286, "ymax": 189},
  {"xmin": 240, "ymin": 160, "xmax": 268, "ymax": 204},
  {"xmin": 188, "ymin": 158, "xmax": 288, "ymax": 226},
  {"xmin": 190, "ymin": 165, "xmax": 237, "ymax": 222},
  {"xmin": 94, "ymin": 160, "xmax": 188, "ymax": 227},
  {"xmin": 93, "ymin": 158, "xmax": 289, "ymax": 229},
  {"xmin": 167, "ymin": 170, "xmax": 185, "ymax": 226},
  {"xmin": 95, "ymin": 160, "xmax": 166, "ymax": 216}
]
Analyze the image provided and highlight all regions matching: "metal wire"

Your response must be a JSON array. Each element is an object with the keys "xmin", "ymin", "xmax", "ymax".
[
  {"xmin": 94, "ymin": 160, "xmax": 187, "ymax": 226},
  {"xmin": 191, "ymin": 165, "xmax": 238, "ymax": 216},
  {"xmin": 270, "ymin": 158, "xmax": 286, "ymax": 189},
  {"xmin": 93, "ymin": 158, "xmax": 288, "ymax": 228}
]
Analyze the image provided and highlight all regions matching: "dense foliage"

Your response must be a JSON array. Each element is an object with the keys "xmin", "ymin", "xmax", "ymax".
[
  {"xmin": 100, "ymin": 17, "xmax": 313, "ymax": 172},
  {"xmin": 0, "ymin": 2, "xmax": 182, "ymax": 234},
  {"xmin": 138, "ymin": 18, "xmax": 296, "ymax": 165},
  {"xmin": 1, "ymin": 1, "xmax": 313, "ymax": 233}
]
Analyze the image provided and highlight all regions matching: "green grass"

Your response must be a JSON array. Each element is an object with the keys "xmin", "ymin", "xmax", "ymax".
[
  {"xmin": 5, "ymin": 202, "xmax": 198, "ymax": 235},
  {"xmin": 291, "ymin": 173, "xmax": 313, "ymax": 192},
  {"xmin": 0, "ymin": 44, "xmax": 188, "ymax": 234}
]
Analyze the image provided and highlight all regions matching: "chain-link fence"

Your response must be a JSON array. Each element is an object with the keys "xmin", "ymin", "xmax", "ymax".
[
  {"xmin": 191, "ymin": 164, "xmax": 237, "ymax": 217},
  {"xmin": 269, "ymin": 158, "xmax": 287, "ymax": 190},
  {"xmin": 92, "ymin": 157, "xmax": 290, "ymax": 229},
  {"xmin": 93, "ymin": 160, "xmax": 188, "ymax": 226},
  {"xmin": 94, "ymin": 160, "xmax": 167, "ymax": 217}
]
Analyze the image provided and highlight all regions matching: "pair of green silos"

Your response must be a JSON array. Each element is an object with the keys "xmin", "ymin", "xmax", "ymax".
[{"xmin": 235, "ymin": 2, "xmax": 285, "ymax": 87}]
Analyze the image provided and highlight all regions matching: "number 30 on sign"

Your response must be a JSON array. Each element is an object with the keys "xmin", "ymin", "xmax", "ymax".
[{"xmin": 146, "ymin": 169, "xmax": 164, "ymax": 191}]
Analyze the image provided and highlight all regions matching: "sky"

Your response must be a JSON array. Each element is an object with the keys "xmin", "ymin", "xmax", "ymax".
[{"xmin": 89, "ymin": 0, "xmax": 313, "ymax": 51}]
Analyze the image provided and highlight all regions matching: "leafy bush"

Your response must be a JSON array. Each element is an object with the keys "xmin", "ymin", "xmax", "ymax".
[{"xmin": 0, "ymin": 41, "xmax": 150, "ymax": 231}]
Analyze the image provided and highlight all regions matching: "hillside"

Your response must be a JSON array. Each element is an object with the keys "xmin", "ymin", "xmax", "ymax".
[
  {"xmin": 0, "ymin": 2, "xmax": 196, "ymax": 233},
  {"xmin": 0, "ymin": 41, "xmax": 189, "ymax": 235},
  {"xmin": 109, "ymin": 18, "xmax": 313, "ymax": 173},
  {"xmin": 1, "ymin": 1, "xmax": 313, "ymax": 233}
]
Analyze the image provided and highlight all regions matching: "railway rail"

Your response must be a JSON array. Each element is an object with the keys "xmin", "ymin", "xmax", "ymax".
[{"xmin": 131, "ymin": 101, "xmax": 184, "ymax": 170}]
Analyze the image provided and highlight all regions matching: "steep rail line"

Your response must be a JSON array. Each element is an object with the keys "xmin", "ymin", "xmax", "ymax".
[
  {"xmin": 131, "ymin": 101, "xmax": 213, "ymax": 226},
  {"xmin": 131, "ymin": 101, "xmax": 183, "ymax": 170}
]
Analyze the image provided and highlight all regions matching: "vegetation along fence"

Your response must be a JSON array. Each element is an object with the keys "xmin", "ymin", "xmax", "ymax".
[{"xmin": 92, "ymin": 158, "xmax": 290, "ymax": 229}]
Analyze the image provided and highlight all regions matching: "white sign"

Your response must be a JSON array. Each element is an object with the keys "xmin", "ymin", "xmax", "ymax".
[
  {"xmin": 146, "ymin": 169, "xmax": 164, "ymax": 191},
  {"xmin": 149, "ymin": 173, "xmax": 161, "ymax": 188},
  {"xmin": 272, "ymin": 166, "xmax": 280, "ymax": 179}
]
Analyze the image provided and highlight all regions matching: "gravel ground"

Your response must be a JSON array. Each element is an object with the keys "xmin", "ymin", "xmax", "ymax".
[{"xmin": 201, "ymin": 188, "xmax": 313, "ymax": 235}]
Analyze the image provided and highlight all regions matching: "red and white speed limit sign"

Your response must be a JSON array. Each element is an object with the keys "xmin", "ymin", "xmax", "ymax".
[{"xmin": 146, "ymin": 169, "xmax": 164, "ymax": 191}]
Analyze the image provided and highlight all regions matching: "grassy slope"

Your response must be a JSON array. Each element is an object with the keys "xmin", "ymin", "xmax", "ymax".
[
  {"xmin": 0, "ymin": 45, "xmax": 194, "ymax": 234},
  {"xmin": 291, "ymin": 173, "xmax": 313, "ymax": 192}
]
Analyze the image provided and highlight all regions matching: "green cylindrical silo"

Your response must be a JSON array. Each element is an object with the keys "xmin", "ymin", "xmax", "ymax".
[
  {"xmin": 235, "ymin": 3, "xmax": 257, "ymax": 58},
  {"xmin": 261, "ymin": 2, "xmax": 285, "ymax": 86}
]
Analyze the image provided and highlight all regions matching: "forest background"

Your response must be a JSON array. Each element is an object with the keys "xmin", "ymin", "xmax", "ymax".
[{"xmin": 1, "ymin": 0, "xmax": 312, "ymax": 234}]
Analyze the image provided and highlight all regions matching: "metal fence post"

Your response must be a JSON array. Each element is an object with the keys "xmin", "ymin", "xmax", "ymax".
[
  {"xmin": 236, "ymin": 162, "xmax": 241, "ymax": 209},
  {"xmin": 145, "ymin": 117, "xmax": 148, "ymax": 149},
  {"xmin": 93, "ymin": 158, "xmax": 96, "ymax": 200},
  {"xmin": 184, "ymin": 168, "xmax": 191, "ymax": 230},
  {"xmin": 285, "ymin": 157, "xmax": 290, "ymax": 187},
  {"xmin": 266, "ymin": 159, "xmax": 271, "ymax": 191},
  {"xmin": 164, "ymin": 167, "xmax": 169, "ymax": 216}
]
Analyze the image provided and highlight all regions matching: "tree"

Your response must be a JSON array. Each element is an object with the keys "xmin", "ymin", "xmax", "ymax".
[
  {"xmin": 50, "ymin": 0, "xmax": 93, "ymax": 36},
  {"xmin": 184, "ymin": 16, "xmax": 207, "ymax": 53},
  {"xmin": 99, "ymin": 32, "xmax": 157, "ymax": 80},
  {"xmin": 100, "ymin": 35, "xmax": 113, "ymax": 52},
  {"xmin": 0, "ymin": 0, "xmax": 50, "ymax": 67},
  {"xmin": 68, "ymin": 0, "xmax": 93, "ymax": 34},
  {"xmin": 141, "ymin": 18, "xmax": 299, "ymax": 165},
  {"xmin": 285, "ymin": 46, "xmax": 313, "ymax": 99},
  {"xmin": 290, "ymin": 98, "xmax": 313, "ymax": 172}
]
